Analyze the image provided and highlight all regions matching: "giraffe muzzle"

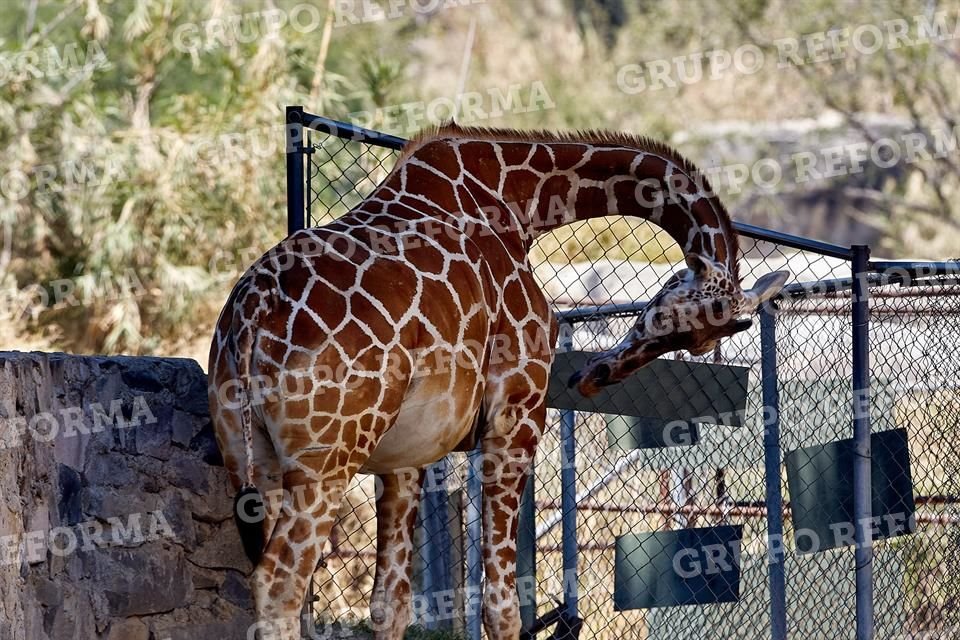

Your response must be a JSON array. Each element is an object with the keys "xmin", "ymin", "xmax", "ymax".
[
  {"xmin": 567, "ymin": 361, "xmax": 610, "ymax": 390},
  {"xmin": 566, "ymin": 368, "xmax": 585, "ymax": 389},
  {"xmin": 567, "ymin": 359, "xmax": 621, "ymax": 398}
]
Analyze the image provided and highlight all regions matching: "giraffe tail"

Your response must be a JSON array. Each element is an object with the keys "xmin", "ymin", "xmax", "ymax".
[
  {"xmin": 233, "ymin": 311, "xmax": 258, "ymax": 491},
  {"xmin": 229, "ymin": 275, "xmax": 272, "ymax": 565},
  {"xmin": 234, "ymin": 486, "xmax": 266, "ymax": 565}
]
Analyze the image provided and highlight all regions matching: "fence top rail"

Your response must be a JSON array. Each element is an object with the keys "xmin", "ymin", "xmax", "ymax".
[
  {"xmin": 732, "ymin": 221, "xmax": 851, "ymax": 260},
  {"xmin": 290, "ymin": 107, "xmax": 406, "ymax": 150},
  {"xmin": 290, "ymin": 108, "xmax": 856, "ymax": 261},
  {"xmin": 553, "ymin": 277, "xmax": 858, "ymax": 325},
  {"xmin": 869, "ymin": 260, "xmax": 960, "ymax": 278}
]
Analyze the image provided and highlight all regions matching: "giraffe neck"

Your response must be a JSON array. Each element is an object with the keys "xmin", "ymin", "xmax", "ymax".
[{"xmin": 397, "ymin": 135, "xmax": 738, "ymax": 276}]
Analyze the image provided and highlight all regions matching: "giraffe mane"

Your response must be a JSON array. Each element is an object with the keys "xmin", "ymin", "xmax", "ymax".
[{"xmin": 400, "ymin": 121, "xmax": 741, "ymax": 281}]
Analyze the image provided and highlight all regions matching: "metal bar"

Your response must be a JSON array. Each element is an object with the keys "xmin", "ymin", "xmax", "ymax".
[
  {"xmin": 764, "ymin": 305, "xmax": 960, "ymax": 318},
  {"xmin": 326, "ymin": 497, "xmax": 960, "ymax": 562},
  {"xmin": 668, "ymin": 467, "xmax": 691, "ymax": 528},
  {"xmin": 780, "ymin": 276, "xmax": 865, "ymax": 299},
  {"xmin": 733, "ymin": 221, "xmax": 853, "ymax": 260},
  {"xmin": 420, "ymin": 459, "xmax": 453, "ymax": 629},
  {"xmin": 305, "ymin": 130, "xmax": 313, "ymax": 228},
  {"xmin": 851, "ymin": 244, "xmax": 874, "ymax": 640},
  {"xmin": 300, "ymin": 111, "xmax": 407, "ymax": 150},
  {"xmin": 286, "ymin": 106, "xmax": 306, "ymax": 235},
  {"xmin": 555, "ymin": 300, "xmax": 649, "ymax": 324},
  {"xmin": 536, "ymin": 446, "xmax": 645, "ymax": 539},
  {"xmin": 868, "ymin": 260, "xmax": 960, "ymax": 279},
  {"xmin": 551, "ymin": 273, "xmax": 894, "ymax": 326},
  {"xmin": 559, "ymin": 323, "xmax": 579, "ymax": 618},
  {"xmin": 530, "ymin": 498, "xmax": 960, "ymax": 526},
  {"xmin": 517, "ymin": 460, "xmax": 536, "ymax": 632},
  {"xmin": 465, "ymin": 449, "xmax": 483, "ymax": 640},
  {"xmin": 301, "ymin": 585, "xmax": 315, "ymax": 639},
  {"xmin": 759, "ymin": 306, "xmax": 787, "ymax": 640}
]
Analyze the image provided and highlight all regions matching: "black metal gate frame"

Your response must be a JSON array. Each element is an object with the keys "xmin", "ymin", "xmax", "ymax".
[{"xmin": 283, "ymin": 104, "xmax": 959, "ymax": 640}]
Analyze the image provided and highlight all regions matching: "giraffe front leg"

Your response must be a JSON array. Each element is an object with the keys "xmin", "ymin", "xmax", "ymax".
[
  {"xmin": 478, "ymin": 408, "xmax": 541, "ymax": 640},
  {"xmin": 370, "ymin": 468, "xmax": 426, "ymax": 639}
]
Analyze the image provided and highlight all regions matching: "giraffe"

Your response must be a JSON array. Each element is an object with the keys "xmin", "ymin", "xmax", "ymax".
[{"xmin": 207, "ymin": 124, "xmax": 788, "ymax": 640}]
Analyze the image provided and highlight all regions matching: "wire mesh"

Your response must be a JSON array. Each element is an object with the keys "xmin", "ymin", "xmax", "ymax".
[
  {"xmin": 298, "ymin": 127, "xmax": 960, "ymax": 639},
  {"xmin": 865, "ymin": 275, "xmax": 960, "ymax": 637}
]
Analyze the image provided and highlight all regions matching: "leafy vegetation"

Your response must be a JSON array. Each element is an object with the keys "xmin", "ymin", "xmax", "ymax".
[{"xmin": 2, "ymin": 0, "xmax": 958, "ymax": 358}]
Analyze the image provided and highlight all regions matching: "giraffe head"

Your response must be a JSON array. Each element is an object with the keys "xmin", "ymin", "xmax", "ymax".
[{"xmin": 569, "ymin": 254, "xmax": 788, "ymax": 397}]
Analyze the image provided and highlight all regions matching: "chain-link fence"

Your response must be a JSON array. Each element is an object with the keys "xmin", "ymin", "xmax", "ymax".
[{"xmin": 284, "ymin": 107, "xmax": 960, "ymax": 639}]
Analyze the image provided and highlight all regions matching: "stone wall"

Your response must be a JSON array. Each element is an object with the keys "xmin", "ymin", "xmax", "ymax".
[{"xmin": 0, "ymin": 352, "xmax": 254, "ymax": 640}]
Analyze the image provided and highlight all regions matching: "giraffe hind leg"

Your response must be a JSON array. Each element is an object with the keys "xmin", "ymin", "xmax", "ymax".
[
  {"xmin": 371, "ymin": 469, "xmax": 426, "ymax": 640},
  {"xmin": 252, "ymin": 399, "xmax": 402, "ymax": 640},
  {"xmin": 249, "ymin": 346, "xmax": 412, "ymax": 638},
  {"xmin": 251, "ymin": 447, "xmax": 359, "ymax": 640},
  {"xmin": 479, "ymin": 404, "xmax": 544, "ymax": 640}
]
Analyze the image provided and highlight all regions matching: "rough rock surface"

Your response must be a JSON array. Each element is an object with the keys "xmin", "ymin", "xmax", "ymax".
[{"xmin": 0, "ymin": 352, "xmax": 254, "ymax": 640}]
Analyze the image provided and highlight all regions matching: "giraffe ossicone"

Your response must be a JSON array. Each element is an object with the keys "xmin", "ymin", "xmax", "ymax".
[{"xmin": 208, "ymin": 123, "xmax": 789, "ymax": 640}]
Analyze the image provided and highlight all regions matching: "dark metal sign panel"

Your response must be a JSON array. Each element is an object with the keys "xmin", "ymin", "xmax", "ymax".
[
  {"xmin": 785, "ymin": 428, "xmax": 916, "ymax": 554},
  {"xmin": 548, "ymin": 351, "xmax": 750, "ymax": 427},
  {"xmin": 606, "ymin": 414, "xmax": 700, "ymax": 449},
  {"xmin": 614, "ymin": 525, "xmax": 743, "ymax": 610}
]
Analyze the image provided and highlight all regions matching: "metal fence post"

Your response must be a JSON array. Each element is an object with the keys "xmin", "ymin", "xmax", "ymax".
[
  {"xmin": 559, "ymin": 322, "xmax": 579, "ymax": 618},
  {"xmin": 420, "ymin": 458, "xmax": 454, "ymax": 629},
  {"xmin": 851, "ymin": 244, "xmax": 874, "ymax": 639},
  {"xmin": 286, "ymin": 105, "xmax": 306, "ymax": 235},
  {"xmin": 466, "ymin": 449, "xmax": 483, "ymax": 640},
  {"xmin": 517, "ymin": 459, "xmax": 537, "ymax": 631},
  {"xmin": 760, "ymin": 305, "xmax": 787, "ymax": 640}
]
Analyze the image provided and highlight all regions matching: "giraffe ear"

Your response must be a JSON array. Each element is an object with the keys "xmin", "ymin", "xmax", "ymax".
[
  {"xmin": 662, "ymin": 267, "xmax": 694, "ymax": 289},
  {"xmin": 744, "ymin": 271, "xmax": 790, "ymax": 307}
]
